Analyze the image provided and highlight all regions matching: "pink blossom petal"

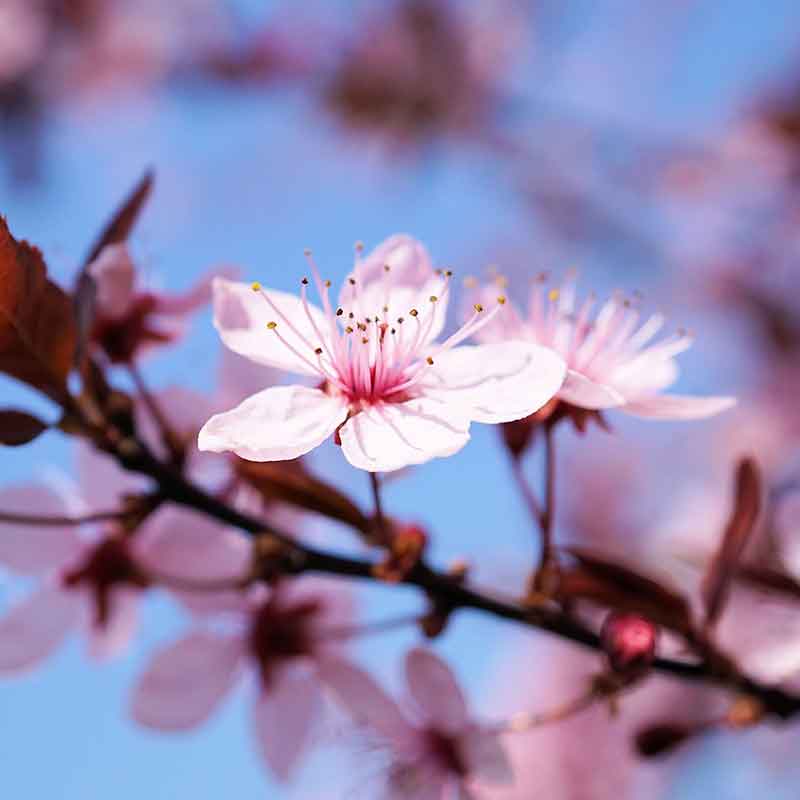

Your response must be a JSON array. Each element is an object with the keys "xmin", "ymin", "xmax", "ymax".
[
  {"xmin": 460, "ymin": 728, "xmax": 513, "ymax": 784},
  {"xmin": 138, "ymin": 507, "xmax": 252, "ymax": 616},
  {"xmin": 420, "ymin": 342, "xmax": 566, "ymax": 423},
  {"xmin": 217, "ymin": 347, "xmax": 285, "ymax": 410},
  {"xmin": 0, "ymin": 485, "xmax": 84, "ymax": 574},
  {"xmin": 622, "ymin": 394, "xmax": 736, "ymax": 420},
  {"xmin": 609, "ymin": 357, "xmax": 678, "ymax": 396},
  {"xmin": 559, "ymin": 369, "xmax": 626, "ymax": 410},
  {"xmin": 339, "ymin": 399, "xmax": 470, "ymax": 473},
  {"xmin": 317, "ymin": 657, "xmax": 416, "ymax": 752},
  {"xmin": 776, "ymin": 491, "xmax": 800, "ymax": 578},
  {"xmin": 355, "ymin": 235, "xmax": 434, "ymax": 290},
  {"xmin": 212, "ymin": 277, "xmax": 330, "ymax": 377},
  {"xmin": 87, "ymin": 243, "xmax": 136, "ymax": 319},
  {"xmin": 76, "ymin": 442, "xmax": 147, "ymax": 513},
  {"xmin": 0, "ymin": 585, "xmax": 81, "ymax": 673},
  {"xmin": 253, "ymin": 668, "xmax": 322, "ymax": 780},
  {"xmin": 86, "ymin": 587, "xmax": 141, "ymax": 661},
  {"xmin": 151, "ymin": 268, "xmax": 229, "ymax": 316},
  {"xmin": 405, "ymin": 648, "xmax": 467, "ymax": 734},
  {"xmin": 198, "ymin": 385, "xmax": 349, "ymax": 462},
  {"xmin": 130, "ymin": 631, "xmax": 244, "ymax": 730}
]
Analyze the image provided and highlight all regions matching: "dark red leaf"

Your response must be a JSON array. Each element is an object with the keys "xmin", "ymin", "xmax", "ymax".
[
  {"xmin": 561, "ymin": 547, "xmax": 693, "ymax": 632},
  {"xmin": 236, "ymin": 458, "xmax": 371, "ymax": 535},
  {"xmin": 0, "ymin": 217, "xmax": 76, "ymax": 401},
  {"xmin": 0, "ymin": 409, "xmax": 48, "ymax": 446},
  {"xmin": 701, "ymin": 458, "xmax": 761, "ymax": 628},
  {"xmin": 82, "ymin": 169, "xmax": 154, "ymax": 267}
]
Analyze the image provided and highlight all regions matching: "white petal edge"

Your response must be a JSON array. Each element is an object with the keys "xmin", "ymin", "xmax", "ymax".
[{"xmin": 198, "ymin": 385, "xmax": 348, "ymax": 462}]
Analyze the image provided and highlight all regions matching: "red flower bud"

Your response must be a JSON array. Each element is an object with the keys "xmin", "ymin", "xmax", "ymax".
[{"xmin": 601, "ymin": 612, "xmax": 658, "ymax": 675}]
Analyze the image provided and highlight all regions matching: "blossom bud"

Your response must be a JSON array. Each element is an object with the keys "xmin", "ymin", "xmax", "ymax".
[
  {"xmin": 601, "ymin": 612, "xmax": 658, "ymax": 675},
  {"xmin": 373, "ymin": 524, "xmax": 427, "ymax": 583}
]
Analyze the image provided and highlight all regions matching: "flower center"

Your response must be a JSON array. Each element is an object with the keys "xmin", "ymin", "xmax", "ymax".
[
  {"xmin": 247, "ymin": 597, "xmax": 320, "ymax": 687},
  {"xmin": 252, "ymin": 247, "xmax": 505, "ymax": 409},
  {"xmin": 61, "ymin": 536, "xmax": 149, "ymax": 628},
  {"xmin": 424, "ymin": 728, "xmax": 468, "ymax": 777}
]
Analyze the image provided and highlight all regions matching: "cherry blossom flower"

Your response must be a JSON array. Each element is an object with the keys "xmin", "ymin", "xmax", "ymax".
[
  {"xmin": 466, "ymin": 272, "xmax": 735, "ymax": 420},
  {"xmin": 130, "ymin": 577, "xmax": 355, "ymax": 780},
  {"xmin": 320, "ymin": 646, "xmax": 512, "ymax": 798},
  {"xmin": 198, "ymin": 235, "xmax": 566, "ymax": 472},
  {"xmin": 87, "ymin": 243, "xmax": 223, "ymax": 363},
  {"xmin": 0, "ymin": 0, "xmax": 47, "ymax": 84},
  {"xmin": 0, "ymin": 477, "xmax": 241, "ymax": 670}
]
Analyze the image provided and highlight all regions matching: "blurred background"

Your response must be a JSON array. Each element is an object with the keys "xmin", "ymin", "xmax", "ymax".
[{"xmin": 2, "ymin": 0, "xmax": 800, "ymax": 797}]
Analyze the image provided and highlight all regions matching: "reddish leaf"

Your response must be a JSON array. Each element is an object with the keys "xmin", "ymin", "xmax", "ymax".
[
  {"xmin": 701, "ymin": 458, "xmax": 761, "ymax": 628},
  {"xmin": 561, "ymin": 547, "xmax": 693, "ymax": 632},
  {"xmin": 0, "ymin": 409, "xmax": 47, "ymax": 446},
  {"xmin": 0, "ymin": 218, "xmax": 76, "ymax": 401},
  {"xmin": 236, "ymin": 458, "xmax": 371, "ymax": 534},
  {"xmin": 82, "ymin": 170, "xmax": 154, "ymax": 267}
]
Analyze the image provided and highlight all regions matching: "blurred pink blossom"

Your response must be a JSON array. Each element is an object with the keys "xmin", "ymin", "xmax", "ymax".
[
  {"xmin": 131, "ymin": 576, "xmax": 354, "ymax": 780},
  {"xmin": 321, "ymin": 647, "xmax": 512, "ymax": 798},
  {"xmin": 198, "ymin": 235, "xmax": 565, "ymax": 471},
  {"xmin": 87, "ymin": 243, "xmax": 222, "ymax": 363}
]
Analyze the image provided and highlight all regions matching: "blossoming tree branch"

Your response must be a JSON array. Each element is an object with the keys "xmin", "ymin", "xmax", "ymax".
[{"xmin": 0, "ymin": 173, "xmax": 793, "ymax": 797}]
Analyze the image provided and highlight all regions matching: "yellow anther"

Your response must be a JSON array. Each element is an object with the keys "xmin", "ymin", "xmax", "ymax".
[
  {"xmin": 303, "ymin": 248, "xmax": 312, "ymax": 257},
  {"xmin": 548, "ymin": 289, "xmax": 560, "ymax": 302},
  {"xmin": 336, "ymin": 308, "xmax": 344, "ymax": 316},
  {"xmin": 474, "ymin": 303, "xmax": 484, "ymax": 313},
  {"xmin": 382, "ymin": 305, "xmax": 389, "ymax": 313},
  {"xmin": 314, "ymin": 347, "xmax": 323, "ymax": 355},
  {"xmin": 349, "ymin": 277, "xmax": 356, "ymax": 286},
  {"xmin": 266, "ymin": 321, "xmax": 277, "ymax": 330},
  {"xmin": 301, "ymin": 277, "xmax": 309, "ymax": 285},
  {"xmin": 497, "ymin": 295, "xmax": 506, "ymax": 305},
  {"xmin": 324, "ymin": 280, "xmax": 331, "ymax": 288},
  {"xmin": 409, "ymin": 308, "xmax": 419, "ymax": 317},
  {"xmin": 383, "ymin": 264, "xmax": 391, "ymax": 272},
  {"xmin": 426, "ymin": 356, "xmax": 434, "ymax": 365},
  {"xmin": 251, "ymin": 281, "xmax": 262, "ymax": 292},
  {"xmin": 361, "ymin": 337, "xmax": 369, "ymax": 344},
  {"xmin": 445, "ymin": 269, "xmax": 453, "ymax": 277},
  {"xmin": 429, "ymin": 295, "xmax": 438, "ymax": 303},
  {"xmin": 345, "ymin": 326, "xmax": 354, "ymax": 333},
  {"xmin": 397, "ymin": 317, "xmax": 405, "ymax": 324}
]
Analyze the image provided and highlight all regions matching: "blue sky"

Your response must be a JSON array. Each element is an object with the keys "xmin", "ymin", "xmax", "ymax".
[{"xmin": 1, "ymin": 2, "xmax": 799, "ymax": 797}]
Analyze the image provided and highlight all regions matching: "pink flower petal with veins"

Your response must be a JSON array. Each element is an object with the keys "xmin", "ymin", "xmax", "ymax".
[
  {"xmin": 198, "ymin": 385, "xmax": 348, "ymax": 462},
  {"xmin": 213, "ymin": 278, "xmax": 331, "ymax": 377},
  {"xmin": 420, "ymin": 341, "xmax": 566, "ymax": 423},
  {"xmin": 131, "ymin": 631, "xmax": 244, "ymax": 730},
  {"xmin": 339, "ymin": 399, "xmax": 471, "ymax": 473}
]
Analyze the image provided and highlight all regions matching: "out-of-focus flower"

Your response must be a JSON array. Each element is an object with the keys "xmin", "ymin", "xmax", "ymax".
[
  {"xmin": 0, "ymin": 480, "xmax": 240, "ymax": 669},
  {"xmin": 321, "ymin": 647, "xmax": 512, "ymax": 798},
  {"xmin": 322, "ymin": 0, "xmax": 520, "ymax": 150},
  {"xmin": 198, "ymin": 235, "xmax": 566, "ymax": 472},
  {"xmin": 87, "ymin": 243, "xmax": 220, "ymax": 363},
  {"xmin": 130, "ymin": 576, "xmax": 354, "ymax": 781},
  {"xmin": 467, "ymin": 272, "xmax": 735, "ymax": 420}
]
